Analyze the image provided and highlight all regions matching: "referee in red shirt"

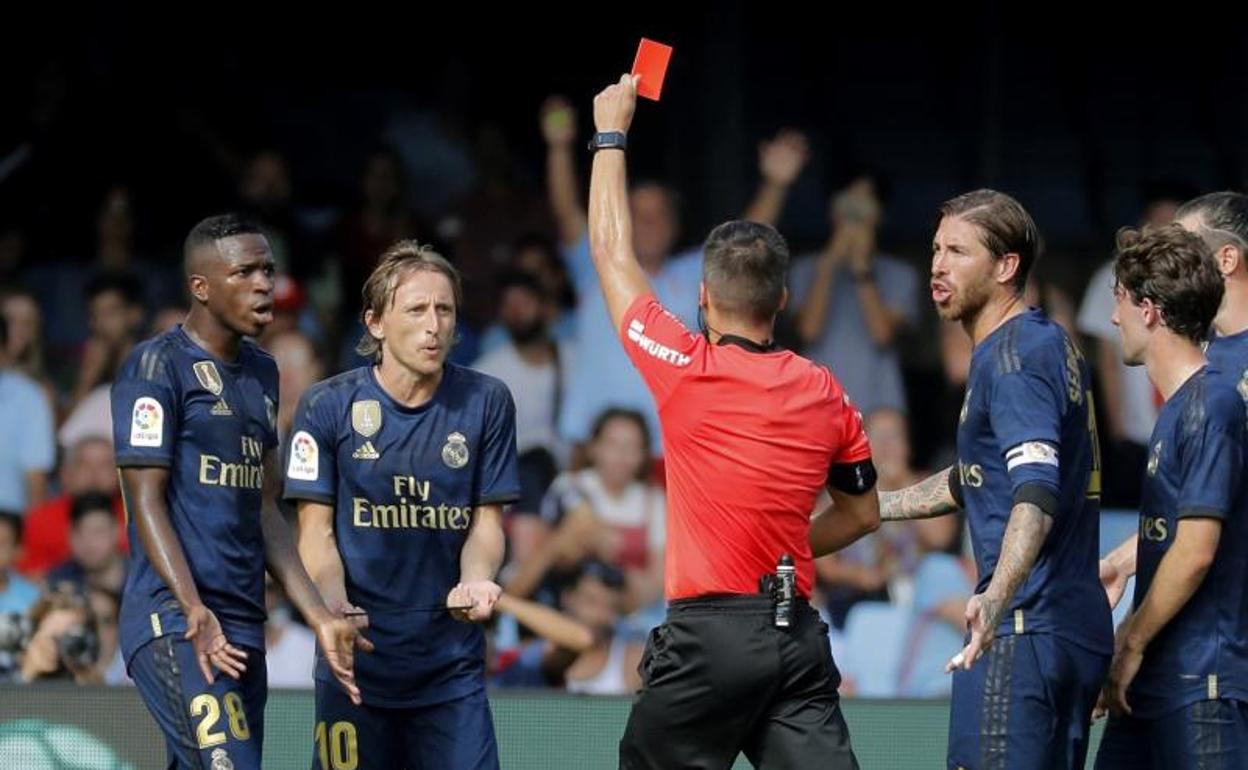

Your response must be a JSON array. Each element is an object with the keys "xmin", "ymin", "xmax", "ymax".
[{"xmin": 588, "ymin": 76, "xmax": 882, "ymax": 770}]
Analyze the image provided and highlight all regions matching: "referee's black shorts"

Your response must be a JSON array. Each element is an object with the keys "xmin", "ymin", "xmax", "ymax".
[{"xmin": 619, "ymin": 594, "xmax": 859, "ymax": 770}]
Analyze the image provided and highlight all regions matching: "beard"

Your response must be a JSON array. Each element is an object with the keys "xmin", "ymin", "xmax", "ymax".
[{"xmin": 507, "ymin": 319, "xmax": 547, "ymax": 347}]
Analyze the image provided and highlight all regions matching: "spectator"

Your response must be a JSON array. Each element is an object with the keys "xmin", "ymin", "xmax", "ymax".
[
  {"xmin": 0, "ymin": 312, "xmax": 54, "ymax": 513},
  {"xmin": 266, "ymin": 330, "xmax": 324, "ymax": 441},
  {"xmin": 148, "ymin": 302, "xmax": 188, "ymax": 337},
  {"xmin": 490, "ymin": 592, "xmax": 595, "ymax": 689},
  {"xmin": 60, "ymin": 273, "xmax": 144, "ymax": 449},
  {"xmin": 1, "ymin": 289, "xmax": 56, "ymax": 417},
  {"xmin": 27, "ymin": 186, "xmax": 175, "ymax": 357},
  {"xmin": 792, "ymin": 169, "xmax": 919, "ymax": 415},
  {"xmin": 45, "ymin": 492, "xmax": 126, "ymax": 596},
  {"xmin": 541, "ymin": 94, "xmax": 810, "ymax": 453},
  {"xmin": 476, "ymin": 234, "xmax": 578, "ymax": 356},
  {"xmin": 14, "ymin": 588, "xmax": 102, "ymax": 684},
  {"xmin": 0, "ymin": 512, "xmax": 38, "ymax": 615},
  {"xmin": 867, "ymin": 409, "xmax": 959, "ymax": 604},
  {"xmin": 86, "ymin": 588, "xmax": 127, "ymax": 685},
  {"xmin": 506, "ymin": 409, "xmax": 665, "ymax": 613},
  {"xmin": 264, "ymin": 578, "xmax": 316, "ymax": 689},
  {"xmin": 17, "ymin": 435, "xmax": 124, "ymax": 577},
  {"xmin": 472, "ymin": 271, "xmax": 571, "ymax": 528},
  {"xmin": 558, "ymin": 561, "xmax": 643, "ymax": 695},
  {"xmin": 257, "ymin": 273, "xmax": 318, "ymax": 349},
  {"xmin": 334, "ymin": 148, "xmax": 423, "ymax": 320},
  {"xmin": 237, "ymin": 150, "xmax": 307, "ymax": 276}
]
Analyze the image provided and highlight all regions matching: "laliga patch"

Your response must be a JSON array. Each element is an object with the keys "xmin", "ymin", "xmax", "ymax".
[
  {"xmin": 130, "ymin": 397, "xmax": 164, "ymax": 447},
  {"xmin": 288, "ymin": 430, "xmax": 319, "ymax": 481}
]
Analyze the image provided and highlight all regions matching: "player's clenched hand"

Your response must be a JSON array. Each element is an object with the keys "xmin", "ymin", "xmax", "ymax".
[
  {"xmin": 447, "ymin": 581, "xmax": 502, "ymax": 623},
  {"xmin": 185, "ymin": 604, "xmax": 248, "ymax": 683}
]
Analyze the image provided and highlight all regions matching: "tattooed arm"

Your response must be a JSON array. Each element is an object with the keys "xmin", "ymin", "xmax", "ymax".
[
  {"xmin": 949, "ymin": 501, "xmax": 1052, "ymax": 671},
  {"xmin": 879, "ymin": 466, "xmax": 962, "ymax": 521}
]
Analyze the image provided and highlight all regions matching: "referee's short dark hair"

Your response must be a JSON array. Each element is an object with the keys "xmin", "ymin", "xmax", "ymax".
[{"xmin": 702, "ymin": 220, "xmax": 790, "ymax": 323}]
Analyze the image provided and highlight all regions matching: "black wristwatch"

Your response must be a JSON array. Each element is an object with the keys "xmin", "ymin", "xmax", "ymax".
[{"xmin": 588, "ymin": 131, "xmax": 628, "ymax": 153}]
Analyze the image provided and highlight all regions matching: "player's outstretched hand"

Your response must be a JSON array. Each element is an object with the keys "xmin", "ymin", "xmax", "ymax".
[
  {"xmin": 185, "ymin": 604, "xmax": 248, "ymax": 683},
  {"xmin": 448, "ymin": 581, "xmax": 502, "ymax": 624},
  {"xmin": 316, "ymin": 615, "xmax": 374, "ymax": 706},
  {"xmin": 945, "ymin": 593, "xmax": 997, "ymax": 673}
]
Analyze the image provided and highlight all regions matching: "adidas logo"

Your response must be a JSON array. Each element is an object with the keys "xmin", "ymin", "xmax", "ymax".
[
  {"xmin": 210, "ymin": 400, "xmax": 233, "ymax": 416},
  {"xmin": 352, "ymin": 441, "xmax": 380, "ymax": 460}
]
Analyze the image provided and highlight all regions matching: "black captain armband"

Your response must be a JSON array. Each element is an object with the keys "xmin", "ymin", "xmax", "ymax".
[
  {"xmin": 1014, "ymin": 482, "xmax": 1058, "ymax": 518},
  {"xmin": 827, "ymin": 459, "xmax": 878, "ymax": 495},
  {"xmin": 947, "ymin": 466, "xmax": 964, "ymax": 508}
]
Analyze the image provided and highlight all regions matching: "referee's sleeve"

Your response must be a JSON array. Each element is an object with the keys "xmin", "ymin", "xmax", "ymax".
[
  {"xmin": 831, "ymin": 390, "xmax": 871, "ymax": 465},
  {"xmin": 826, "ymin": 390, "xmax": 875, "ymax": 495},
  {"xmin": 619, "ymin": 294, "xmax": 702, "ymax": 407}
]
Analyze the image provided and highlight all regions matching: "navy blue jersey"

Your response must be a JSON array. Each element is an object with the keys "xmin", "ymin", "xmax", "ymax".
[
  {"xmin": 283, "ymin": 364, "xmax": 520, "ymax": 708},
  {"xmin": 957, "ymin": 309, "xmax": 1112, "ymax": 653},
  {"xmin": 1207, "ymin": 328, "xmax": 1248, "ymax": 390},
  {"xmin": 111, "ymin": 326, "xmax": 279, "ymax": 663},
  {"xmin": 1131, "ymin": 366, "xmax": 1248, "ymax": 718}
]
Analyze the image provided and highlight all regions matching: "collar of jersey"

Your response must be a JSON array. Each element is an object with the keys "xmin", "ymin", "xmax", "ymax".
[
  {"xmin": 175, "ymin": 325, "xmax": 244, "ymax": 370},
  {"xmin": 714, "ymin": 334, "xmax": 779, "ymax": 354},
  {"xmin": 368, "ymin": 364, "xmax": 451, "ymax": 414}
]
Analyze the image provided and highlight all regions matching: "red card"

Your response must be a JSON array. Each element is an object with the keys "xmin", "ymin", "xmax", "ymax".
[{"xmin": 632, "ymin": 38, "xmax": 673, "ymax": 101}]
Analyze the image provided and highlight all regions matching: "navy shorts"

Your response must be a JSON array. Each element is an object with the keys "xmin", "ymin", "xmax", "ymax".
[
  {"xmin": 312, "ymin": 679, "xmax": 498, "ymax": 770},
  {"xmin": 129, "ymin": 635, "xmax": 267, "ymax": 770},
  {"xmin": 1095, "ymin": 698, "xmax": 1248, "ymax": 769},
  {"xmin": 947, "ymin": 633, "xmax": 1109, "ymax": 770}
]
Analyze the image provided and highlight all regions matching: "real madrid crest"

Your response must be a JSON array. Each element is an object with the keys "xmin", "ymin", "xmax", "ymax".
[
  {"xmin": 442, "ymin": 431, "xmax": 469, "ymax": 469},
  {"xmin": 193, "ymin": 361, "xmax": 224, "ymax": 396},
  {"xmin": 1238, "ymin": 371, "xmax": 1248, "ymax": 403},
  {"xmin": 1147, "ymin": 440, "xmax": 1163, "ymax": 477},
  {"xmin": 352, "ymin": 400, "xmax": 382, "ymax": 437},
  {"xmin": 264, "ymin": 395, "xmax": 277, "ymax": 432},
  {"xmin": 959, "ymin": 387, "xmax": 973, "ymax": 425},
  {"xmin": 210, "ymin": 748, "xmax": 234, "ymax": 770}
]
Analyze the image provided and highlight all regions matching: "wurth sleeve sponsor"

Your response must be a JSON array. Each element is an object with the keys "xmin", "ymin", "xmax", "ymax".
[{"xmin": 620, "ymin": 294, "xmax": 703, "ymax": 406}]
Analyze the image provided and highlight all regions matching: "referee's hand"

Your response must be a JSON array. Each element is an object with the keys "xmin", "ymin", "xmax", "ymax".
[
  {"xmin": 447, "ymin": 581, "xmax": 502, "ymax": 623},
  {"xmin": 593, "ymin": 74, "xmax": 638, "ymax": 135}
]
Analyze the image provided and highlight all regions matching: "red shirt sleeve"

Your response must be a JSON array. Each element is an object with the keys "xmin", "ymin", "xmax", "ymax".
[
  {"xmin": 832, "ymin": 391, "xmax": 872, "ymax": 465},
  {"xmin": 619, "ymin": 294, "xmax": 703, "ymax": 407}
]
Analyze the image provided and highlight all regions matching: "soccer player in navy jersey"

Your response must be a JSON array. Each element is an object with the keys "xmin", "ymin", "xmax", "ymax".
[
  {"xmin": 287, "ymin": 241, "xmax": 519, "ymax": 770},
  {"xmin": 111, "ymin": 214, "xmax": 367, "ymax": 770},
  {"xmin": 1093, "ymin": 224, "xmax": 1248, "ymax": 768},
  {"xmin": 878, "ymin": 191, "xmax": 1112, "ymax": 769},
  {"xmin": 1101, "ymin": 192, "xmax": 1248, "ymax": 608}
]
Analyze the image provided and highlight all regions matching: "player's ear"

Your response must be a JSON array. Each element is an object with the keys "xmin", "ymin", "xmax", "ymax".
[
  {"xmin": 698, "ymin": 282, "xmax": 708, "ymax": 310},
  {"xmin": 1218, "ymin": 242, "xmax": 1243, "ymax": 277},
  {"xmin": 777, "ymin": 286, "xmax": 789, "ymax": 314},
  {"xmin": 188, "ymin": 274, "xmax": 209, "ymax": 305},
  {"xmin": 996, "ymin": 252, "xmax": 1021, "ymax": 287},
  {"xmin": 364, "ymin": 308, "xmax": 384, "ymax": 344}
]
